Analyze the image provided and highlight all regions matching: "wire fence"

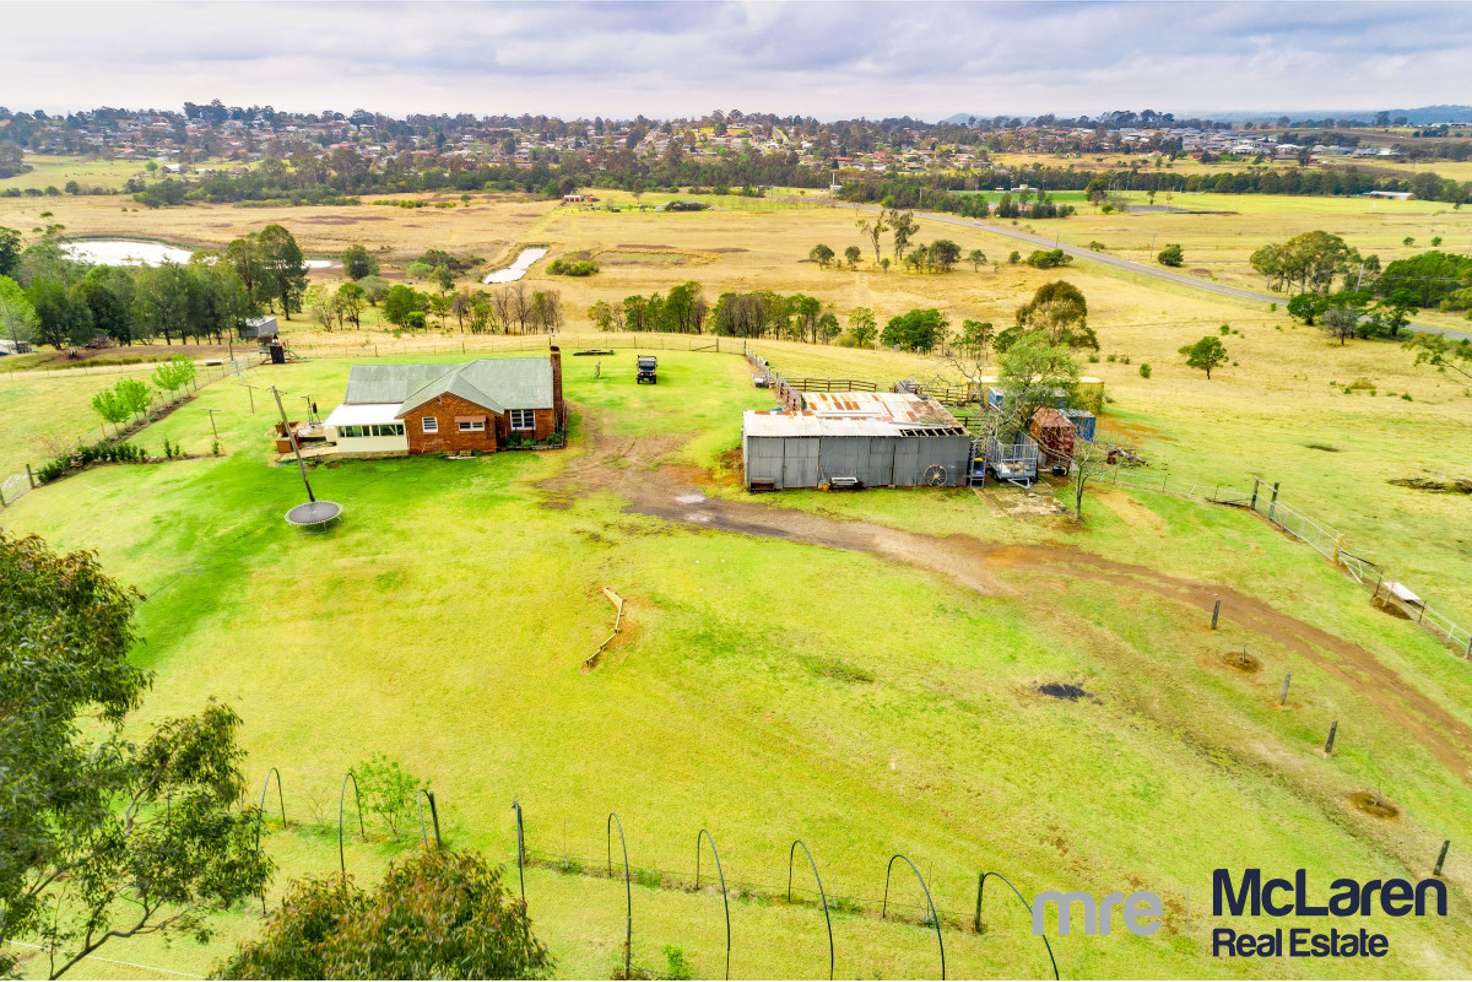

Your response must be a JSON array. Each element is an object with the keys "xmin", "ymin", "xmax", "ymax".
[
  {"xmin": 284, "ymin": 331, "xmax": 747, "ymax": 361},
  {"xmin": 1104, "ymin": 466, "xmax": 1471, "ymax": 659},
  {"xmin": 0, "ymin": 358, "xmax": 246, "ymax": 512}
]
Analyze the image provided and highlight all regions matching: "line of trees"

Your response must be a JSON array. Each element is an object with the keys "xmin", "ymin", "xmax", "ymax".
[
  {"xmin": 123, "ymin": 145, "xmax": 832, "ymax": 207},
  {"xmin": 0, "ymin": 223, "xmax": 313, "ymax": 349},
  {"xmin": 842, "ymin": 163, "xmax": 1471, "ymax": 206},
  {"xmin": 351, "ymin": 280, "xmax": 564, "ymax": 335},
  {"xmin": 1255, "ymin": 231, "xmax": 1472, "ymax": 338}
]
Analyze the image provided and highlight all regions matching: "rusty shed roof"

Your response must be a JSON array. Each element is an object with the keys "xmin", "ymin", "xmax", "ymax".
[{"xmin": 744, "ymin": 391, "xmax": 966, "ymax": 438}]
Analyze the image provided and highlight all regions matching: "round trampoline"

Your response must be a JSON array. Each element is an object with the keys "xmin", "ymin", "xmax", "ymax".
[{"xmin": 285, "ymin": 500, "xmax": 343, "ymax": 531}]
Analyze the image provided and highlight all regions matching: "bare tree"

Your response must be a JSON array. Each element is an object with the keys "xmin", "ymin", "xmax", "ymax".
[
  {"xmin": 530, "ymin": 289, "xmax": 563, "ymax": 334},
  {"xmin": 1069, "ymin": 439, "xmax": 1106, "ymax": 522},
  {"xmin": 856, "ymin": 210, "xmax": 887, "ymax": 265},
  {"xmin": 490, "ymin": 286, "xmax": 513, "ymax": 334},
  {"xmin": 511, "ymin": 283, "xmax": 534, "ymax": 334}
]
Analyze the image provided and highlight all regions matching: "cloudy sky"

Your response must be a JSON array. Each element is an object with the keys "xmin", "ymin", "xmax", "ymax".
[{"xmin": 4, "ymin": 1, "xmax": 1469, "ymax": 120}]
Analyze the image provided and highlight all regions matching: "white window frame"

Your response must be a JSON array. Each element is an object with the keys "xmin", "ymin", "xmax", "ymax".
[
  {"xmin": 509, "ymin": 409, "xmax": 535, "ymax": 432},
  {"xmin": 422, "ymin": 416, "xmax": 438, "ymax": 434},
  {"xmin": 458, "ymin": 419, "xmax": 486, "ymax": 433}
]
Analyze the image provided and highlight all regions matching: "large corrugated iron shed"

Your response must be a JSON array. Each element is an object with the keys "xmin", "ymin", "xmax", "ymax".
[{"xmin": 742, "ymin": 391, "xmax": 973, "ymax": 490}]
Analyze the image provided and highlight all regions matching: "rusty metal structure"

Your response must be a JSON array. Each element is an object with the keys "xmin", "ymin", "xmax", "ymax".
[{"xmin": 743, "ymin": 391, "xmax": 973, "ymax": 491}]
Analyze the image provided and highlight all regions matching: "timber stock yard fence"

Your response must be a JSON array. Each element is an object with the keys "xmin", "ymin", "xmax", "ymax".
[{"xmin": 1105, "ymin": 466, "xmax": 1471, "ymax": 659}]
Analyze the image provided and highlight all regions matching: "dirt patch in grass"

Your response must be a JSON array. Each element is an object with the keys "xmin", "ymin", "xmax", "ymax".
[
  {"xmin": 1371, "ymin": 593, "xmax": 1414, "ymax": 620},
  {"xmin": 800, "ymin": 655, "xmax": 875, "ymax": 684},
  {"xmin": 1098, "ymin": 417, "xmax": 1174, "ymax": 443},
  {"xmin": 708, "ymin": 247, "xmax": 750, "ymax": 254},
  {"xmin": 1390, "ymin": 476, "xmax": 1472, "ymax": 494},
  {"xmin": 1038, "ymin": 682, "xmax": 1091, "ymax": 701},
  {"xmin": 552, "ymin": 410, "xmax": 1472, "ymax": 780},
  {"xmin": 1222, "ymin": 649, "xmax": 1262, "ymax": 673},
  {"xmin": 1348, "ymin": 791, "xmax": 1399, "ymax": 819},
  {"xmin": 598, "ymin": 249, "xmax": 703, "ymax": 267},
  {"xmin": 616, "ymin": 243, "xmax": 675, "ymax": 250},
  {"xmin": 296, "ymin": 214, "xmax": 389, "ymax": 225}
]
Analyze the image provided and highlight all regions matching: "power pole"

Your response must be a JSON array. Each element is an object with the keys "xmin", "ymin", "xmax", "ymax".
[{"xmin": 270, "ymin": 385, "xmax": 315, "ymax": 503}]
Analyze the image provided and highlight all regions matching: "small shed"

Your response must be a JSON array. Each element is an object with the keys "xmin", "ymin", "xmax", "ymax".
[
  {"xmin": 1061, "ymin": 408, "xmax": 1096, "ymax": 443},
  {"xmin": 1029, "ymin": 407, "xmax": 1076, "ymax": 466},
  {"xmin": 742, "ymin": 392, "xmax": 972, "ymax": 491},
  {"xmin": 240, "ymin": 315, "xmax": 279, "ymax": 340}
]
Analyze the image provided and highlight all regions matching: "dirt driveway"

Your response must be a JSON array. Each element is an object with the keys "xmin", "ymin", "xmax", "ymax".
[{"xmin": 542, "ymin": 413, "xmax": 1472, "ymax": 779}]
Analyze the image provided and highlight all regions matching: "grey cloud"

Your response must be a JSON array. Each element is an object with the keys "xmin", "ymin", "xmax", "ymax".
[{"xmin": 1, "ymin": 1, "xmax": 1468, "ymax": 118}]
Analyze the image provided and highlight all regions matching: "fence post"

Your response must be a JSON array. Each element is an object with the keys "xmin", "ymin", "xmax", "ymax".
[
  {"xmin": 0, "ymin": 483, "xmax": 7, "ymax": 508},
  {"xmin": 1279, "ymin": 673, "xmax": 1292, "ymax": 707},
  {"xmin": 1268, "ymin": 482, "xmax": 1280, "ymax": 523},
  {"xmin": 1324, "ymin": 721, "xmax": 1337, "ymax": 755},
  {"xmin": 1211, "ymin": 598, "xmax": 1221, "ymax": 630},
  {"xmin": 26, "ymin": 464, "xmax": 35, "ymax": 488},
  {"xmin": 1434, "ymin": 840, "xmax": 1451, "ymax": 877},
  {"xmin": 1249, "ymin": 477, "xmax": 1260, "ymax": 511}
]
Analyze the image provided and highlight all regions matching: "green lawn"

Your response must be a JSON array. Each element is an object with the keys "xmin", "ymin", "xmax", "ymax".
[
  {"xmin": 0, "ymin": 154, "xmax": 247, "ymax": 193},
  {"xmin": 0, "ymin": 365, "xmax": 158, "ymax": 479},
  {"xmin": 4, "ymin": 350, "xmax": 1471, "ymax": 978}
]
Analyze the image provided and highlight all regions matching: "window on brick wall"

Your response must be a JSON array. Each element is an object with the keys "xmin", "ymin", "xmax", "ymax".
[
  {"xmin": 422, "ymin": 416, "xmax": 438, "ymax": 433},
  {"xmin": 509, "ymin": 409, "xmax": 535, "ymax": 431},
  {"xmin": 458, "ymin": 419, "xmax": 486, "ymax": 432}
]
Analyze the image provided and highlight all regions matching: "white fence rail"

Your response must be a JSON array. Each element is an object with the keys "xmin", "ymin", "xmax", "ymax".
[{"xmin": 1105, "ymin": 466, "xmax": 1470, "ymax": 659}]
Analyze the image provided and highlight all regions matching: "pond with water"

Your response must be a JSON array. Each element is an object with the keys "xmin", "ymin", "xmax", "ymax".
[{"xmin": 482, "ymin": 247, "xmax": 548, "ymax": 284}]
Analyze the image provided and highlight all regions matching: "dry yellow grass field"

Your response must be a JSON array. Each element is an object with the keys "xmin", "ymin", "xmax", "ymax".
[
  {"xmin": 0, "ymin": 191, "xmax": 559, "ymax": 266},
  {"xmin": 985, "ymin": 150, "xmax": 1472, "ymax": 182},
  {"xmin": 7, "ymin": 189, "xmax": 1470, "ymax": 621},
  {"xmin": 1053, "ymin": 191, "xmax": 1469, "ymax": 280}
]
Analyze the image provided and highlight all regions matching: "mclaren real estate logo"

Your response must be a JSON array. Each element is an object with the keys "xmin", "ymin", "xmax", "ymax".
[{"xmin": 1029, "ymin": 868, "xmax": 1448, "ymax": 960}]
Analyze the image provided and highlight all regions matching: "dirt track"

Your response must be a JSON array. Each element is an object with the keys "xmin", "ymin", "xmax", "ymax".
[{"xmin": 542, "ymin": 417, "xmax": 1472, "ymax": 780}]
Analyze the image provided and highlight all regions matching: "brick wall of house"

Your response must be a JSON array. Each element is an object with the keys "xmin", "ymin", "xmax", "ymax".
[{"xmin": 403, "ymin": 393, "xmax": 502, "ymax": 455}]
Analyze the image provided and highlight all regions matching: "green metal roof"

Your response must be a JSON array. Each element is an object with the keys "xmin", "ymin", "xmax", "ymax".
[{"xmin": 342, "ymin": 358, "xmax": 555, "ymax": 415}]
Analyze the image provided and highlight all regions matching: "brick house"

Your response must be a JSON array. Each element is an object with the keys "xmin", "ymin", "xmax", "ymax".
[{"xmin": 323, "ymin": 348, "xmax": 565, "ymax": 456}]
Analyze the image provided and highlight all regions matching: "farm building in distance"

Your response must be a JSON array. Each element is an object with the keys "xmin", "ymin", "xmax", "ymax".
[
  {"xmin": 239, "ymin": 315, "xmax": 279, "ymax": 340},
  {"xmin": 742, "ymin": 391, "xmax": 973, "ymax": 490},
  {"xmin": 983, "ymin": 374, "xmax": 1105, "ymax": 415},
  {"xmin": 321, "ymin": 348, "xmax": 564, "ymax": 456}
]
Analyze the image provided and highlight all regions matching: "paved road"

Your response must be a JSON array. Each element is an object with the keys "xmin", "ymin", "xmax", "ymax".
[{"xmin": 833, "ymin": 200, "xmax": 1471, "ymax": 340}]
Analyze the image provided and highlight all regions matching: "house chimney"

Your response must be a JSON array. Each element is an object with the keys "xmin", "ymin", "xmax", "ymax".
[{"xmin": 549, "ymin": 345, "xmax": 564, "ymax": 428}]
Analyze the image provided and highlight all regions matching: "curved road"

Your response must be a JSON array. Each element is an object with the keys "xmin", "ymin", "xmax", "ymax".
[{"xmin": 833, "ymin": 200, "xmax": 1471, "ymax": 340}]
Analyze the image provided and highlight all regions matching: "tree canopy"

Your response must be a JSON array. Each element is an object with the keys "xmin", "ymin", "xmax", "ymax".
[
  {"xmin": 1249, "ymin": 231, "xmax": 1360, "ymax": 294},
  {"xmin": 880, "ymin": 308, "xmax": 948, "ymax": 353},
  {"xmin": 216, "ymin": 849, "xmax": 552, "ymax": 980},
  {"xmin": 1008, "ymin": 280, "xmax": 1097, "ymax": 350},
  {"xmin": 1180, "ymin": 335, "xmax": 1229, "ymax": 378},
  {"xmin": 0, "ymin": 531, "xmax": 269, "ymax": 979}
]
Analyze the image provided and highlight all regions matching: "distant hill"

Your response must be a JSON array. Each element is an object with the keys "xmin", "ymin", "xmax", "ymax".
[{"xmin": 939, "ymin": 106, "xmax": 1472, "ymax": 126}]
